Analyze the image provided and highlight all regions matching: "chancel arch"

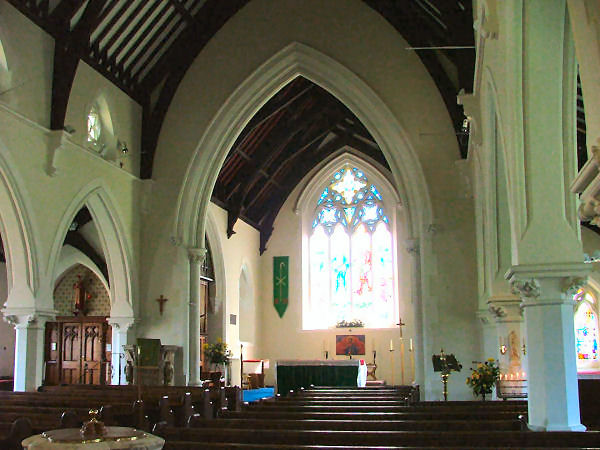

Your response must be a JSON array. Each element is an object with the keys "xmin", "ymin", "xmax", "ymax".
[
  {"xmin": 171, "ymin": 39, "xmax": 435, "ymax": 391},
  {"xmin": 174, "ymin": 42, "xmax": 432, "ymax": 251}
]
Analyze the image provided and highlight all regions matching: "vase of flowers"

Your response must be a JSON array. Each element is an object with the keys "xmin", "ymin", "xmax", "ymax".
[
  {"xmin": 466, "ymin": 358, "xmax": 500, "ymax": 401},
  {"xmin": 203, "ymin": 339, "xmax": 232, "ymax": 373}
]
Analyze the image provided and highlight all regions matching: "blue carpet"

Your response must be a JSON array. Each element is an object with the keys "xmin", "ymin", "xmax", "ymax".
[{"xmin": 243, "ymin": 387, "xmax": 275, "ymax": 402}]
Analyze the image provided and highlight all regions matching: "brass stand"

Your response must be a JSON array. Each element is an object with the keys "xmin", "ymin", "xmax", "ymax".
[{"xmin": 441, "ymin": 372, "xmax": 449, "ymax": 402}]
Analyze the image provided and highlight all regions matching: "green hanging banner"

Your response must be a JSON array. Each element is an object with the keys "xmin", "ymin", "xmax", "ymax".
[{"xmin": 273, "ymin": 256, "xmax": 289, "ymax": 318}]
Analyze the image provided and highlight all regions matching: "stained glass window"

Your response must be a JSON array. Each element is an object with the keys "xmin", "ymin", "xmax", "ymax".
[
  {"xmin": 87, "ymin": 106, "xmax": 100, "ymax": 144},
  {"xmin": 308, "ymin": 166, "xmax": 394, "ymax": 328},
  {"xmin": 574, "ymin": 289, "xmax": 599, "ymax": 363}
]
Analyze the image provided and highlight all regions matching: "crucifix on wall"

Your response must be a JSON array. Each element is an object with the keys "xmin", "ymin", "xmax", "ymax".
[
  {"xmin": 397, "ymin": 318, "xmax": 406, "ymax": 384},
  {"xmin": 156, "ymin": 295, "xmax": 168, "ymax": 316}
]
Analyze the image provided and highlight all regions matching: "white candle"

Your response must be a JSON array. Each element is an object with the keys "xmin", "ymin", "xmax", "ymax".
[
  {"xmin": 389, "ymin": 339, "xmax": 394, "ymax": 351},
  {"xmin": 409, "ymin": 338, "xmax": 413, "ymax": 352}
]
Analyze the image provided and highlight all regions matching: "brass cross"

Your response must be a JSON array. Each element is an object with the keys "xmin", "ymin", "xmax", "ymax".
[{"xmin": 397, "ymin": 318, "xmax": 406, "ymax": 338}]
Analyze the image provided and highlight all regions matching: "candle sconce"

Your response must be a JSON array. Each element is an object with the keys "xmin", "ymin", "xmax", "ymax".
[{"xmin": 500, "ymin": 344, "xmax": 507, "ymax": 355}]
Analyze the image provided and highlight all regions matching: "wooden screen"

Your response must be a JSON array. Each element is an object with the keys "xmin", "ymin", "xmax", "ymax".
[{"xmin": 44, "ymin": 316, "xmax": 111, "ymax": 386}]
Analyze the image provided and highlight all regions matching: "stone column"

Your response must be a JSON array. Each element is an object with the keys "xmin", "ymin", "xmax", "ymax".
[
  {"xmin": 107, "ymin": 317, "xmax": 135, "ymax": 385},
  {"xmin": 188, "ymin": 247, "xmax": 206, "ymax": 386},
  {"xmin": 405, "ymin": 238, "xmax": 423, "ymax": 393},
  {"xmin": 4, "ymin": 311, "xmax": 53, "ymax": 391},
  {"xmin": 487, "ymin": 297, "xmax": 524, "ymax": 378},
  {"xmin": 507, "ymin": 267, "xmax": 588, "ymax": 431},
  {"xmin": 475, "ymin": 308, "xmax": 496, "ymax": 363}
]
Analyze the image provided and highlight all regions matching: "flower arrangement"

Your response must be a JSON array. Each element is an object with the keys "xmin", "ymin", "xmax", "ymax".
[
  {"xmin": 203, "ymin": 339, "xmax": 232, "ymax": 368},
  {"xmin": 466, "ymin": 358, "xmax": 500, "ymax": 400},
  {"xmin": 336, "ymin": 319, "xmax": 364, "ymax": 328}
]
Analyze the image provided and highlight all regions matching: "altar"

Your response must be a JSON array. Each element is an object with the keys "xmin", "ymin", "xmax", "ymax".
[{"xmin": 276, "ymin": 359, "xmax": 367, "ymax": 395}]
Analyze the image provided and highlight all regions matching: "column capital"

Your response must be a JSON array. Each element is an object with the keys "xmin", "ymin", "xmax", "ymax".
[
  {"xmin": 509, "ymin": 278, "xmax": 541, "ymax": 300},
  {"xmin": 506, "ymin": 262, "xmax": 591, "ymax": 306},
  {"xmin": 487, "ymin": 296, "xmax": 523, "ymax": 323},
  {"xmin": 2, "ymin": 307, "xmax": 55, "ymax": 329},
  {"xmin": 188, "ymin": 247, "xmax": 207, "ymax": 264},
  {"xmin": 107, "ymin": 316, "xmax": 136, "ymax": 331},
  {"xmin": 475, "ymin": 308, "xmax": 493, "ymax": 326}
]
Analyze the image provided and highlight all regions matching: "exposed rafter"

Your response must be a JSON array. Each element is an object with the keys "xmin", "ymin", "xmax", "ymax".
[{"xmin": 212, "ymin": 77, "xmax": 390, "ymax": 253}]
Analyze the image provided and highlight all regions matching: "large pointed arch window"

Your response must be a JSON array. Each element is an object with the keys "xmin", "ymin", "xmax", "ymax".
[{"xmin": 307, "ymin": 166, "xmax": 395, "ymax": 329}]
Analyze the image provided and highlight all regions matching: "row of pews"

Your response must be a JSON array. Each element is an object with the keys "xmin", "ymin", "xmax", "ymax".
[
  {"xmin": 151, "ymin": 385, "xmax": 600, "ymax": 449},
  {"xmin": 0, "ymin": 384, "xmax": 243, "ymax": 449}
]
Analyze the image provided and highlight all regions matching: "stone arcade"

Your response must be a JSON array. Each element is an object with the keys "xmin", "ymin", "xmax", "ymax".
[{"xmin": 0, "ymin": 0, "xmax": 600, "ymax": 434}]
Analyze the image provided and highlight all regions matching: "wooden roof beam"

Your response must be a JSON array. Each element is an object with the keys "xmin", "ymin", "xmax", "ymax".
[
  {"xmin": 139, "ymin": 0, "xmax": 250, "ymax": 177},
  {"xmin": 166, "ymin": 0, "xmax": 199, "ymax": 25},
  {"xmin": 50, "ymin": 0, "xmax": 105, "ymax": 130}
]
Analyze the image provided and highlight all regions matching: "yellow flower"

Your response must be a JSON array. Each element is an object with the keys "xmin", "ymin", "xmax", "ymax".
[{"xmin": 487, "ymin": 358, "xmax": 495, "ymax": 362}]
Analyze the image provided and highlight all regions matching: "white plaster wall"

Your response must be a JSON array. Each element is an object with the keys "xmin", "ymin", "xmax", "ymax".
[
  {"xmin": 66, "ymin": 62, "xmax": 142, "ymax": 176},
  {"xmin": 137, "ymin": 0, "xmax": 478, "ymax": 397},
  {"xmin": 0, "ymin": 262, "xmax": 15, "ymax": 377},
  {"xmin": 138, "ymin": 201, "xmax": 261, "ymax": 382},
  {"xmin": 0, "ymin": 3, "xmax": 53, "ymax": 127}
]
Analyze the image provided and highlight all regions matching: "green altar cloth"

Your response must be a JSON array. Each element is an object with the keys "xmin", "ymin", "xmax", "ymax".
[{"xmin": 276, "ymin": 360, "xmax": 359, "ymax": 395}]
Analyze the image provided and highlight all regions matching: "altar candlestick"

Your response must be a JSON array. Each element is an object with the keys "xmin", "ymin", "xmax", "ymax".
[
  {"xmin": 389, "ymin": 344, "xmax": 395, "ymax": 386},
  {"xmin": 399, "ymin": 338, "xmax": 406, "ymax": 385},
  {"xmin": 409, "ymin": 338, "xmax": 413, "ymax": 352},
  {"xmin": 410, "ymin": 341, "xmax": 415, "ymax": 383}
]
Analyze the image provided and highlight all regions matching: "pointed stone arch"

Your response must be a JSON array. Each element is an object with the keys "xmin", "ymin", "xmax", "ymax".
[
  {"xmin": 0, "ymin": 139, "xmax": 39, "ymax": 308},
  {"xmin": 47, "ymin": 179, "xmax": 135, "ymax": 319},
  {"xmin": 174, "ymin": 42, "xmax": 432, "ymax": 252},
  {"xmin": 53, "ymin": 245, "xmax": 109, "ymax": 293},
  {"xmin": 205, "ymin": 207, "xmax": 227, "ymax": 340}
]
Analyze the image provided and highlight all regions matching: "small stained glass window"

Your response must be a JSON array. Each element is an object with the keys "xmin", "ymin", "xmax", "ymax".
[
  {"xmin": 574, "ymin": 289, "xmax": 600, "ymax": 364},
  {"xmin": 308, "ymin": 166, "xmax": 394, "ymax": 328},
  {"xmin": 87, "ymin": 106, "xmax": 101, "ymax": 144}
]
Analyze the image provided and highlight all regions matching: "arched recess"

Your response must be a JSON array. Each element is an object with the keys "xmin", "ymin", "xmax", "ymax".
[
  {"xmin": 47, "ymin": 180, "xmax": 135, "ymax": 319},
  {"xmin": 174, "ymin": 42, "xmax": 432, "ymax": 252},
  {"xmin": 0, "ymin": 140, "xmax": 38, "ymax": 308},
  {"xmin": 54, "ymin": 245, "xmax": 109, "ymax": 293},
  {"xmin": 205, "ymin": 207, "xmax": 226, "ymax": 344},
  {"xmin": 238, "ymin": 263, "xmax": 255, "ymax": 346}
]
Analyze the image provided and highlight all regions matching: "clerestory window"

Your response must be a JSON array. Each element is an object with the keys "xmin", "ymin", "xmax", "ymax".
[
  {"xmin": 307, "ymin": 165, "xmax": 395, "ymax": 329},
  {"xmin": 87, "ymin": 105, "xmax": 101, "ymax": 144}
]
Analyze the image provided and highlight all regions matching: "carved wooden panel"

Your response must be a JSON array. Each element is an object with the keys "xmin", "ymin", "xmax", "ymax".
[{"xmin": 44, "ymin": 317, "xmax": 109, "ymax": 386}]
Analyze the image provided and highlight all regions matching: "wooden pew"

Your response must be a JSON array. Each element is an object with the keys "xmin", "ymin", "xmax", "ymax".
[{"xmin": 152, "ymin": 426, "xmax": 600, "ymax": 448}]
